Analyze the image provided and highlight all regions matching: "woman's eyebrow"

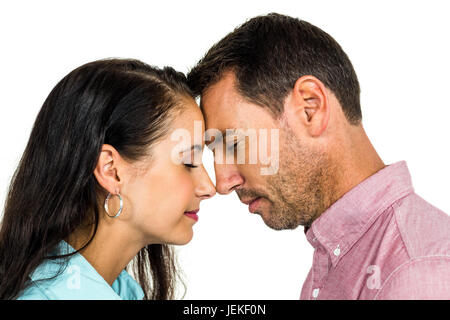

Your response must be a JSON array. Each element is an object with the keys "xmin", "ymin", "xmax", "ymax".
[{"xmin": 180, "ymin": 144, "xmax": 203, "ymax": 154}]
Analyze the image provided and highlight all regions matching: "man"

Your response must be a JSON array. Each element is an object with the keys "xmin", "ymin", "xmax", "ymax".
[{"xmin": 187, "ymin": 13, "xmax": 450, "ymax": 299}]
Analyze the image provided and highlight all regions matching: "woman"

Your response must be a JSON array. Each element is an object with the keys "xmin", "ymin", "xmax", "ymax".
[{"xmin": 0, "ymin": 58, "xmax": 216, "ymax": 299}]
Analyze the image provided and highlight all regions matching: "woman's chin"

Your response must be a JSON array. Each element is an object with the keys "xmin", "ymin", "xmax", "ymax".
[
  {"xmin": 176, "ymin": 231, "xmax": 194, "ymax": 245},
  {"xmin": 161, "ymin": 229, "xmax": 194, "ymax": 246}
]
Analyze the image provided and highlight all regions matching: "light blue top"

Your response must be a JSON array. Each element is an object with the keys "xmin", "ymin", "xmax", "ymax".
[{"xmin": 17, "ymin": 241, "xmax": 144, "ymax": 300}]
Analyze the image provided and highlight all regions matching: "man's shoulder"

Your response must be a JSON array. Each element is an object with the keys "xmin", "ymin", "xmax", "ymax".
[
  {"xmin": 373, "ymin": 256, "xmax": 450, "ymax": 299},
  {"xmin": 359, "ymin": 194, "xmax": 450, "ymax": 299},
  {"xmin": 392, "ymin": 192, "xmax": 450, "ymax": 258}
]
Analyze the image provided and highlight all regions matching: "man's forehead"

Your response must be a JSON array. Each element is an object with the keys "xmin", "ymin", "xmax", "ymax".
[
  {"xmin": 200, "ymin": 85, "xmax": 248, "ymax": 131},
  {"xmin": 200, "ymin": 72, "xmax": 241, "ymax": 109},
  {"xmin": 201, "ymin": 108, "xmax": 244, "ymax": 132}
]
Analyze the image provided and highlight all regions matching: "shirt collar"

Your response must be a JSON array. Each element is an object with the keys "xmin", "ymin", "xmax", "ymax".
[
  {"xmin": 305, "ymin": 161, "xmax": 414, "ymax": 266},
  {"xmin": 31, "ymin": 240, "xmax": 144, "ymax": 300}
]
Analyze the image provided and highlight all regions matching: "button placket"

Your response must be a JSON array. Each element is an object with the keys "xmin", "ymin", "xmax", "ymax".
[{"xmin": 333, "ymin": 244, "xmax": 341, "ymax": 257}]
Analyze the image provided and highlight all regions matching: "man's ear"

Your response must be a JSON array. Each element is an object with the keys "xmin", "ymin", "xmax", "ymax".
[
  {"xmin": 93, "ymin": 144, "xmax": 123, "ymax": 194},
  {"xmin": 286, "ymin": 75, "xmax": 330, "ymax": 137}
]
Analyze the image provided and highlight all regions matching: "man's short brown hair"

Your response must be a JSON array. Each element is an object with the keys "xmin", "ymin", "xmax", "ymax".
[{"xmin": 187, "ymin": 13, "xmax": 362, "ymax": 124}]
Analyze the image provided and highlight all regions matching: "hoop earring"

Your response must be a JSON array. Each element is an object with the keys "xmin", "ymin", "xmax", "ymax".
[{"xmin": 104, "ymin": 192, "xmax": 123, "ymax": 218}]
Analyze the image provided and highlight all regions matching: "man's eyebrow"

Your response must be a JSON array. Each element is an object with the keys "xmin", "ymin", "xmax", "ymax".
[
  {"xmin": 205, "ymin": 129, "xmax": 237, "ymax": 149},
  {"xmin": 222, "ymin": 129, "xmax": 240, "ymax": 142}
]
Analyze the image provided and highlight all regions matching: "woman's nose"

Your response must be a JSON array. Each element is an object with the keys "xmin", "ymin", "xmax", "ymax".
[
  {"xmin": 200, "ymin": 185, "xmax": 216, "ymax": 200},
  {"xmin": 196, "ymin": 166, "xmax": 216, "ymax": 200}
]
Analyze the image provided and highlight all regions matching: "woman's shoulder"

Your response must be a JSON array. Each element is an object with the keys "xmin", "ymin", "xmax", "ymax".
[
  {"xmin": 15, "ymin": 257, "xmax": 115, "ymax": 300},
  {"xmin": 15, "ymin": 257, "xmax": 73, "ymax": 300},
  {"xmin": 17, "ymin": 282, "xmax": 51, "ymax": 300},
  {"xmin": 15, "ymin": 241, "xmax": 140, "ymax": 300},
  {"xmin": 15, "ymin": 242, "xmax": 87, "ymax": 300}
]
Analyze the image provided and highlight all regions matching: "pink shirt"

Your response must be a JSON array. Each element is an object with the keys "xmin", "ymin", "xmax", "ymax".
[{"xmin": 300, "ymin": 161, "xmax": 450, "ymax": 300}]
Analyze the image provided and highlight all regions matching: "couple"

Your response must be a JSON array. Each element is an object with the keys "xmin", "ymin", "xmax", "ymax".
[{"xmin": 1, "ymin": 13, "xmax": 449, "ymax": 300}]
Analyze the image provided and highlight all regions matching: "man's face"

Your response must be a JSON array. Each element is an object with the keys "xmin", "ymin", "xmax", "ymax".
[{"xmin": 201, "ymin": 72, "xmax": 337, "ymax": 230}]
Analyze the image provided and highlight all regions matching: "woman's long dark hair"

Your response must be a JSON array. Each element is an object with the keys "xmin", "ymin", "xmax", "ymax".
[{"xmin": 0, "ymin": 58, "xmax": 193, "ymax": 299}]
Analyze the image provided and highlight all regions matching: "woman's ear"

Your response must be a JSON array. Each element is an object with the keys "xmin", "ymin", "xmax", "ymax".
[
  {"xmin": 286, "ymin": 75, "xmax": 330, "ymax": 137},
  {"xmin": 93, "ymin": 144, "xmax": 123, "ymax": 194}
]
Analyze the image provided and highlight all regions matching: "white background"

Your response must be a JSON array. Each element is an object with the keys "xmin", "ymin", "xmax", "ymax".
[{"xmin": 1, "ymin": 0, "xmax": 449, "ymax": 299}]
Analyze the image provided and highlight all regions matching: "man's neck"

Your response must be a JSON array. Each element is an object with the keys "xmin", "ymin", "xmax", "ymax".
[
  {"xmin": 338, "ymin": 125, "xmax": 385, "ymax": 198},
  {"xmin": 311, "ymin": 125, "xmax": 385, "ymax": 227}
]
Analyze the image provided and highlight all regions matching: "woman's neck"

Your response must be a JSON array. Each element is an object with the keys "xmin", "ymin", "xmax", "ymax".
[{"xmin": 66, "ymin": 215, "xmax": 145, "ymax": 286}]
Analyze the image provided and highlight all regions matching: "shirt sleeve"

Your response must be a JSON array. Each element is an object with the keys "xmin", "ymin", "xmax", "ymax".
[{"xmin": 374, "ymin": 256, "xmax": 450, "ymax": 300}]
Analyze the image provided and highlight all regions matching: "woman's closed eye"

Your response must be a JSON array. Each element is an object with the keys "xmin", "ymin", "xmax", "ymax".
[
  {"xmin": 180, "ymin": 144, "xmax": 203, "ymax": 170},
  {"xmin": 184, "ymin": 163, "xmax": 198, "ymax": 169}
]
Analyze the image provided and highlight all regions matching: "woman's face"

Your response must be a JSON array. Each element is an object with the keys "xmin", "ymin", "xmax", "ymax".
[{"xmin": 120, "ymin": 97, "xmax": 216, "ymax": 245}]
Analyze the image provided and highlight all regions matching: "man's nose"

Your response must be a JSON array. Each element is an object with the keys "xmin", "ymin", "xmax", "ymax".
[{"xmin": 214, "ymin": 163, "xmax": 244, "ymax": 195}]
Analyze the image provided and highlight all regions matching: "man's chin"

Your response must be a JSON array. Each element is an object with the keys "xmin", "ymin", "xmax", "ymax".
[{"xmin": 257, "ymin": 210, "xmax": 300, "ymax": 231}]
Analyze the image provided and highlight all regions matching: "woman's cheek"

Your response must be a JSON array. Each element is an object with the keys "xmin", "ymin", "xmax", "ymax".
[
  {"xmin": 158, "ymin": 169, "xmax": 195, "ymax": 221},
  {"xmin": 175, "ymin": 170, "xmax": 196, "ymax": 207}
]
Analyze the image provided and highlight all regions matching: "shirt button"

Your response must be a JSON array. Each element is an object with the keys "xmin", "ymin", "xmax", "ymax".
[
  {"xmin": 333, "ymin": 245, "xmax": 341, "ymax": 256},
  {"xmin": 312, "ymin": 288, "xmax": 320, "ymax": 298}
]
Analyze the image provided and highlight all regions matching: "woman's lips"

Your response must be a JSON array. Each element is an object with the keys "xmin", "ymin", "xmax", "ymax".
[{"xmin": 184, "ymin": 209, "xmax": 199, "ymax": 222}]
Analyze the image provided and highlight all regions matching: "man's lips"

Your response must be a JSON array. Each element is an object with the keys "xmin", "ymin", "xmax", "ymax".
[
  {"xmin": 241, "ymin": 197, "xmax": 262, "ymax": 213},
  {"xmin": 184, "ymin": 209, "xmax": 199, "ymax": 222}
]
